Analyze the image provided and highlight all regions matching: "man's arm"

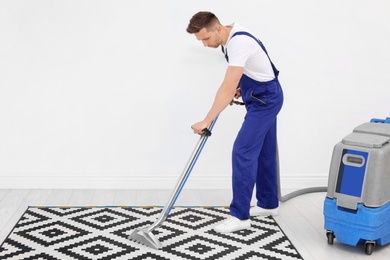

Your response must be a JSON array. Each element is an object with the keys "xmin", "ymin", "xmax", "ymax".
[{"xmin": 191, "ymin": 66, "xmax": 244, "ymax": 134}]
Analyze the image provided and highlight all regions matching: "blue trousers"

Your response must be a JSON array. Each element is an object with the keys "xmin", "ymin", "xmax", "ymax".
[{"xmin": 230, "ymin": 74, "xmax": 283, "ymax": 220}]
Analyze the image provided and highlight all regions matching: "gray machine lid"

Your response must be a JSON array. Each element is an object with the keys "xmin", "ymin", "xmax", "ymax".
[
  {"xmin": 353, "ymin": 122, "xmax": 390, "ymax": 137},
  {"xmin": 342, "ymin": 132, "xmax": 390, "ymax": 148}
]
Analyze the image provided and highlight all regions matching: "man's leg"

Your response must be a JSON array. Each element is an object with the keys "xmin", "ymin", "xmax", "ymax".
[
  {"xmin": 256, "ymin": 119, "xmax": 279, "ymax": 209},
  {"xmin": 230, "ymin": 114, "xmax": 274, "ymax": 220}
]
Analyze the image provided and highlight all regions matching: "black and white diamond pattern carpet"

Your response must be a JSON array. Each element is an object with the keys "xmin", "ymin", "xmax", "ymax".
[{"xmin": 0, "ymin": 206, "xmax": 303, "ymax": 260}]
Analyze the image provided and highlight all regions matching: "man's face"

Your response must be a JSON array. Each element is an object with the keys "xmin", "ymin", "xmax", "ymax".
[{"xmin": 194, "ymin": 27, "xmax": 222, "ymax": 48}]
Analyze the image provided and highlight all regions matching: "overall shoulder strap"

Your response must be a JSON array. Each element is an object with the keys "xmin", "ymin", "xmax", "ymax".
[{"xmin": 225, "ymin": 31, "xmax": 279, "ymax": 77}]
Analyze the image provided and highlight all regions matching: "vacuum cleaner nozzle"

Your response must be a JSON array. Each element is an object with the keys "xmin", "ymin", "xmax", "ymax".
[{"xmin": 129, "ymin": 228, "xmax": 162, "ymax": 250}]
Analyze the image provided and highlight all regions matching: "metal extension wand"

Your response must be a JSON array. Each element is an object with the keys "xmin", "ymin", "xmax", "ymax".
[{"xmin": 129, "ymin": 117, "xmax": 218, "ymax": 250}]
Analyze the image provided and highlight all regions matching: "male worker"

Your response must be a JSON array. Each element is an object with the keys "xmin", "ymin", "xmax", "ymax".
[{"xmin": 187, "ymin": 11, "xmax": 284, "ymax": 233}]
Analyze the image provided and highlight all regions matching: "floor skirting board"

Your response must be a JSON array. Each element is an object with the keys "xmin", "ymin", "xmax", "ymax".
[{"xmin": 0, "ymin": 174, "xmax": 327, "ymax": 189}]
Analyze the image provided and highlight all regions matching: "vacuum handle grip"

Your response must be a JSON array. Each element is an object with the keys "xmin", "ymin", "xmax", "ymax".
[
  {"xmin": 201, "ymin": 117, "xmax": 219, "ymax": 137},
  {"xmin": 202, "ymin": 128, "xmax": 212, "ymax": 137}
]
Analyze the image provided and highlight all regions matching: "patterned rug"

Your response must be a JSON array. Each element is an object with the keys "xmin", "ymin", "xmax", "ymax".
[{"xmin": 0, "ymin": 206, "xmax": 303, "ymax": 260}]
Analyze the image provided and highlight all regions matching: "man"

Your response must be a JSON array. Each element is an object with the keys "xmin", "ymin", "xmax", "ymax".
[{"xmin": 187, "ymin": 11, "xmax": 283, "ymax": 233}]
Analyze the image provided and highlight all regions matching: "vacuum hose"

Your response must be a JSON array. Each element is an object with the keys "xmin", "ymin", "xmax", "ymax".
[{"xmin": 230, "ymin": 98, "xmax": 327, "ymax": 202}]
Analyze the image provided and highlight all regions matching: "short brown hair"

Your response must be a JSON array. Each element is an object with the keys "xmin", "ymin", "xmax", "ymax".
[{"xmin": 186, "ymin": 11, "xmax": 220, "ymax": 34}]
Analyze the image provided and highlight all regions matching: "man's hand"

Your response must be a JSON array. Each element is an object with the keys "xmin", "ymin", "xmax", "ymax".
[
  {"xmin": 234, "ymin": 87, "xmax": 241, "ymax": 99},
  {"xmin": 191, "ymin": 120, "xmax": 210, "ymax": 134}
]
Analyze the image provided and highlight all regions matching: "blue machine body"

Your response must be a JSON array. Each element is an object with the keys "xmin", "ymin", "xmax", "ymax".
[
  {"xmin": 324, "ymin": 118, "xmax": 390, "ymax": 252},
  {"xmin": 324, "ymin": 198, "xmax": 390, "ymax": 246}
]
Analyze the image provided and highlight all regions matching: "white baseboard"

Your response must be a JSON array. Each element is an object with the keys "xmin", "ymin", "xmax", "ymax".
[{"xmin": 0, "ymin": 173, "xmax": 328, "ymax": 190}]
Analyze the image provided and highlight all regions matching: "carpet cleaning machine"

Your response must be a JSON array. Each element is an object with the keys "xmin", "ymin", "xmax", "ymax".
[
  {"xmin": 129, "ymin": 101, "xmax": 326, "ymax": 250},
  {"xmin": 324, "ymin": 117, "xmax": 390, "ymax": 255}
]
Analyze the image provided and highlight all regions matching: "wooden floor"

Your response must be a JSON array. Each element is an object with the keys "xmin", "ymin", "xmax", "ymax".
[{"xmin": 1, "ymin": 189, "xmax": 389, "ymax": 260}]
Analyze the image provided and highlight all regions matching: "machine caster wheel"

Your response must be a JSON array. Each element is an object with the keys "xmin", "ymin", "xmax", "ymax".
[
  {"xmin": 364, "ymin": 241, "xmax": 376, "ymax": 255},
  {"xmin": 326, "ymin": 231, "xmax": 335, "ymax": 245}
]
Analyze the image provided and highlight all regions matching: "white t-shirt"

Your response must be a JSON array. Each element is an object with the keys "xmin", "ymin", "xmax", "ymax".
[{"xmin": 223, "ymin": 23, "xmax": 275, "ymax": 82}]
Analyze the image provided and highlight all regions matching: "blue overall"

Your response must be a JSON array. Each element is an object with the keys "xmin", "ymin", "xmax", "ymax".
[{"xmin": 225, "ymin": 32, "xmax": 284, "ymax": 220}]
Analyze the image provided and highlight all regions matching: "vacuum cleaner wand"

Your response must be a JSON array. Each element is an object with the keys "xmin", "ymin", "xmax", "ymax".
[{"xmin": 129, "ymin": 117, "xmax": 218, "ymax": 250}]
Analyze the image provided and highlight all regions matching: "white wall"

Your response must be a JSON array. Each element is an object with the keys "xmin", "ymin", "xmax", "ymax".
[{"xmin": 1, "ymin": 0, "xmax": 389, "ymax": 189}]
